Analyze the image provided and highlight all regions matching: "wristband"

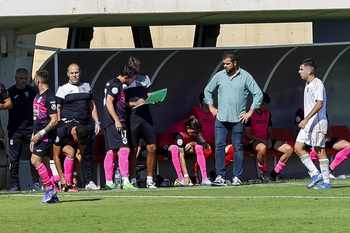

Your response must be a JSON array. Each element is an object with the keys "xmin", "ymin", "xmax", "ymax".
[
  {"xmin": 184, "ymin": 174, "xmax": 189, "ymax": 178},
  {"xmin": 39, "ymin": 129, "xmax": 46, "ymax": 136},
  {"xmin": 95, "ymin": 121, "xmax": 101, "ymax": 125}
]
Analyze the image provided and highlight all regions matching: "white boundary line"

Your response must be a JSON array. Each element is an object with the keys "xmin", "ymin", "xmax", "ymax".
[{"xmin": 9, "ymin": 194, "xmax": 350, "ymax": 199}]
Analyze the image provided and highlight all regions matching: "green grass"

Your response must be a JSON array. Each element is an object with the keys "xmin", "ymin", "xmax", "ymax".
[{"xmin": 1, "ymin": 179, "xmax": 350, "ymax": 232}]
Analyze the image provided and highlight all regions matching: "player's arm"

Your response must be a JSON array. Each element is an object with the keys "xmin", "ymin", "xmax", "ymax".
[
  {"xmin": 56, "ymin": 104, "xmax": 62, "ymax": 121},
  {"xmin": 299, "ymin": 100, "xmax": 323, "ymax": 128},
  {"xmin": 125, "ymin": 98, "xmax": 145, "ymax": 108},
  {"xmin": 0, "ymin": 97, "xmax": 12, "ymax": 110},
  {"xmin": 90, "ymin": 100, "xmax": 101, "ymax": 135},
  {"xmin": 53, "ymin": 144, "xmax": 68, "ymax": 188},
  {"xmin": 31, "ymin": 113, "xmax": 58, "ymax": 143},
  {"xmin": 72, "ymin": 144, "xmax": 86, "ymax": 186},
  {"xmin": 106, "ymin": 94, "xmax": 123, "ymax": 131}
]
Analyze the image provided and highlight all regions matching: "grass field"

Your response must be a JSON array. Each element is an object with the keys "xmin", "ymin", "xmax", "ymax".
[{"xmin": 1, "ymin": 178, "xmax": 350, "ymax": 233}]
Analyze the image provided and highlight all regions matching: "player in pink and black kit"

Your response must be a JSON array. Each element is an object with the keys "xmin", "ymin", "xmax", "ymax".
[
  {"xmin": 188, "ymin": 92, "xmax": 215, "ymax": 183},
  {"xmin": 29, "ymin": 70, "xmax": 58, "ymax": 204},
  {"xmin": 158, "ymin": 118, "xmax": 212, "ymax": 186},
  {"xmin": 52, "ymin": 118, "xmax": 89, "ymax": 192},
  {"xmin": 103, "ymin": 65, "xmax": 138, "ymax": 190},
  {"xmin": 242, "ymin": 93, "xmax": 293, "ymax": 181},
  {"xmin": 295, "ymin": 106, "xmax": 350, "ymax": 177}
]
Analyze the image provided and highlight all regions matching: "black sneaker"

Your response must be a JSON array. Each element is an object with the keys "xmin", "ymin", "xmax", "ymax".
[
  {"xmin": 260, "ymin": 171, "xmax": 271, "ymax": 182},
  {"xmin": 270, "ymin": 171, "xmax": 280, "ymax": 181}
]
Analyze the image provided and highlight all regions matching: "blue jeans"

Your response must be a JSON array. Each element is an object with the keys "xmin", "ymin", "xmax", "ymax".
[{"xmin": 215, "ymin": 119, "xmax": 244, "ymax": 179}]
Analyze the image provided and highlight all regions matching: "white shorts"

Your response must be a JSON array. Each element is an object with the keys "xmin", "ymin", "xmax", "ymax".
[{"xmin": 296, "ymin": 127, "xmax": 326, "ymax": 148}]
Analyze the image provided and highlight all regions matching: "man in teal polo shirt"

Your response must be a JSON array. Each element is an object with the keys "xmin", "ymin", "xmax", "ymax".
[{"xmin": 204, "ymin": 51, "xmax": 262, "ymax": 186}]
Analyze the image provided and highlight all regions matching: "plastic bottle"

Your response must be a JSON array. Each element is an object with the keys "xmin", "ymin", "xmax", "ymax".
[{"xmin": 115, "ymin": 167, "xmax": 122, "ymax": 190}]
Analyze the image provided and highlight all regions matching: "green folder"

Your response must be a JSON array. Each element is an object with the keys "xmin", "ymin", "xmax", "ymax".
[{"xmin": 133, "ymin": 88, "xmax": 167, "ymax": 109}]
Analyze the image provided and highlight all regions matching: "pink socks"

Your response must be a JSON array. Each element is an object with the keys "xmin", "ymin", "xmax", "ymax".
[
  {"xmin": 104, "ymin": 151, "xmax": 116, "ymax": 181},
  {"xmin": 258, "ymin": 162, "xmax": 267, "ymax": 173},
  {"xmin": 63, "ymin": 157, "xmax": 74, "ymax": 185},
  {"xmin": 273, "ymin": 161, "xmax": 286, "ymax": 173},
  {"xmin": 195, "ymin": 145, "xmax": 208, "ymax": 180},
  {"xmin": 170, "ymin": 146, "xmax": 184, "ymax": 181},
  {"xmin": 36, "ymin": 163, "xmax": 53, "ymax": 189},
  {"xmin": 118, "ymin": 148, "xmax": 130, "ymax": 177},
  {"xmin": 330, "ymin": 145, "xmax": 350, "ymax": 170},
  {"xmin": 309, "ymin": 147, "xmax": 318, "ymax": 164}
]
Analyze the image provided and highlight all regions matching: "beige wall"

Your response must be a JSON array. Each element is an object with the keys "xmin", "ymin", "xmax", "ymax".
[{"xmin": 33, "ymin": 23, "xmax": 312, "ymax": 76}]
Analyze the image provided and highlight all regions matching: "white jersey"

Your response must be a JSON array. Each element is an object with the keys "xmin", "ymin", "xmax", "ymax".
[{"xmin": 303, "ymin": 77, "xmax": 327, "ymax": 134}]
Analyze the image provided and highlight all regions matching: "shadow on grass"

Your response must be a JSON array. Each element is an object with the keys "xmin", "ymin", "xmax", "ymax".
[
  {"xmin": 58, "ymin": 198, "xmax": 101, "ymax": 203},
  {"xmin": 331, "ymin": 185, "xmax": 350, "ymax": 189}
]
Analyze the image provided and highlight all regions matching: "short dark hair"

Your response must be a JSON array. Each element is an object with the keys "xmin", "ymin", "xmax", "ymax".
[
  {"xmin": 222, "ymin": 51, "xmax": 238, "ymax": 63},
  {"xmin": 120, "ymin": 65, "xmax": 137, "ymax": 78},
  {"xmin": 36, "ymin": 70, "xmax": 49, "ymax": 84},
  {"xmin": 199, "ymin": 92, "xmax": 205, "ymax": 104},
  {"xmin": 300, "ymin": 58, "xmax": 317, "ymax": 70},
  {"xmin": 127, "ymin": 56, "xmax": 141, "ymax": 70},
  {"xmin": 76, "ymin": 125, "xmax": 89, "ymax": 145},
  {"xmin": 262, "ymin": 92, "xmax": 271, "ymax": 104},
  {"xmin": 15, "ymin": 68, "xmax": 29, "ymax": 77},
  {"xmin": 184, "ymin": 118, "xmax": 202, "ymax": 131}
]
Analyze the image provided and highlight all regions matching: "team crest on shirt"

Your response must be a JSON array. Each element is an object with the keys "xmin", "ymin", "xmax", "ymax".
[
  {"xmin": 111, "ymin": 87, "xmax": 118, "ymax": 94},
  {"xmin": 51, "ymin": 104, "xmax": 56, "ymax": 111},
  {"xmin": 25, "ymin": 91, "xmax": 29, "ymax": 97},
  {"xmin": 177, "ymin": 139, "xmax": 184, "ymax": 146}
]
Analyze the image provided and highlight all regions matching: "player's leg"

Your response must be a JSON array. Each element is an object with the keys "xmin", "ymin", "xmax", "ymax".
[
  {"xmin": 254, "ymin": 142, "xmax": 267, "ymax": 173},
  {"xmin": 329, "ymin": 139, "xmax": 350, "ymax": 171},
  {"xmin": 270, "ymin": 140, "xmax": 293, "ymax": 180},
  {"xmin": 145, "ymin": 144, "xmax": 157, "ymax": 188},
  {"xmin": 313, "ymin": 146, "xmax": 332, "ymax": 189},
  {"xmin": 61, "ymin": 145, "xmax": 75, "ymax": 186},
  {"xmin": 169, "ymin": 145, "xmax": 184, "ymax": 183},
  {"xmin": 194, "ymin": 144, "xmax": 211, "ymax": 184}
]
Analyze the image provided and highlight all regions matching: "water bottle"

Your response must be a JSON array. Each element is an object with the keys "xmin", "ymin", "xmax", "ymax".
[{"xmin": 115, "ymin": 167, "xmax": 122, "ymax": 190}]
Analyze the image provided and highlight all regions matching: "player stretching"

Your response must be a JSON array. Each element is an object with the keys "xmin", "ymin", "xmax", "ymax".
[
  {"xmin": 294, "ymin": 58, "xmax": 331, "ymax": 189},
  {"xmin": 52, "ymin": 119, "xmax": 89, "ymax": 192},
  {"xmin": 30, "ymin": 70, "xmax": 58, "ymax": 204}
]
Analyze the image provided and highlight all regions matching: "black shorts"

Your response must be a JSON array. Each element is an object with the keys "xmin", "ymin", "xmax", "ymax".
[
  {"xmin": 326, "ymin": 137, "xmax": 339, "ymax": 149},
  {"xmin": 104, "ymin": 124, "xmax": 129, "ymax": 151},
  {"xmin": 244, "ymin": 140, "xmax": 278, "ymax": 151},
  {"xmin": 128, "ymin": 120, "xmax": 156, "ymax": 147},
  {"xmin": 33, "ymin": 140, "xmax": 53, "ymax": 157}
]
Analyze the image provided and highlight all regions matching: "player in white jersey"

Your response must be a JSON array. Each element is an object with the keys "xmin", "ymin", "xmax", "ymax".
[{"xmin": 294, "ymin": 58, "xmax": 331, "ymax": 189}]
